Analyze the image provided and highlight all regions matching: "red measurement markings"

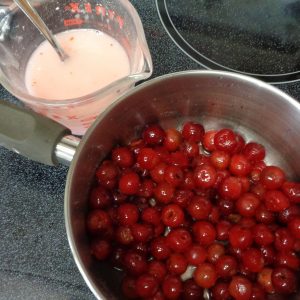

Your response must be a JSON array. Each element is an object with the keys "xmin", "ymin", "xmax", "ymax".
[
  {"xmin": 116, "ymin": 15, "xmax": 124, "ymax": 29},
  {"xmin": 84, "ymin": 3, "xmax": 92, "ymax": 13},
  {"xmin": 64, "ymin": 18, "xmax": 84, "ymax": 27},
  {"xmin": 108, "ymin": 9, "xmax": 115, "ymax": 20},
  {"xmin": 95, "ymin": 5, "xmax": 106, "ymax": 17},
  {"xmin": 64, "ymin": 2, "xmax": 124, "ymax": 29},
  {"xmin": 65, "ymin": 2, "xmax": 80, "ymax": 13}
]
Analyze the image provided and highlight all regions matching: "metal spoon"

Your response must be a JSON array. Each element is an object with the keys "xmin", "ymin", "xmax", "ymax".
[{"xmin": 14, "ymin": 0, "xmax": 68, "ymax": 61}]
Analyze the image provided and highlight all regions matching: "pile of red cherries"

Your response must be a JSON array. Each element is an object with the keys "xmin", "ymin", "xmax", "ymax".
[{"xmin": 86, "ymin": 121, "xmax": 300, "ymax": 300}]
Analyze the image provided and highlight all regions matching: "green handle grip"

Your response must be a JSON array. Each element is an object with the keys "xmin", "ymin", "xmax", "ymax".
[{"xmin": 0, "ymin": 100, "xmax": 70, "ymax": 165}]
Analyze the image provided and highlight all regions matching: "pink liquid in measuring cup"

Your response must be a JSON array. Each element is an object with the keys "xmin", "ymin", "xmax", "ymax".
[{"xmin": 25, "ymin": 29, "xmax": 130, "ymax": 100}]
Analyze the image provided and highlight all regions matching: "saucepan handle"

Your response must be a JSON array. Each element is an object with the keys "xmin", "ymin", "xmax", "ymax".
[{"xmin": 0, "ymin": 100, "xmax": 79, "ymax": 166}]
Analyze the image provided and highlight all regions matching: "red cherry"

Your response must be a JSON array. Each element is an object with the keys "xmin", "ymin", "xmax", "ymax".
[
  {"xmin": 137, "ymin": 148, "xmax": 160, "ymax": 170},
  {"xmin": 250, "ymin": 160, "xmax": 266, "ymax": 183},
  {"xmin": 228, "ymin": 276, "xmax": 253, "ymax": 300},
  {"xmin": 150, "ymin": 162, "xmax": 167, "ymax": 183},
  {"xmin": 117, "ymin": 203, "xmax": 139, "ymax": 226},
  {"xmin": 131, "ymin": 223, "xmax": 153, "ymax": 243},
  {"xmin": 233, "ymin": 133, "xmax": 246, "ymax": 154},
  {"xmin": 276, "ymin": 251, "xmax": 300, "ymax": 270},
  {"xmin": 182, "ymin": 121, "xmax": 205, "ymax": 143},
  {"xmin": 236, "ymin": 193, "xmax": 260, "ymax": 217},
  {"xmin": 154, "ymin": 182, "xmax": 175, "ymax": 204},
  {"xmin": 90, "ymin": 238, "xmax": 111, "ymax": 260},
  {"xmin": 187, "ymin": 196, "xmax": 212, "ymax": 220},
  {"xmin": 124, "ymin": 251, "xmax": 148, "ymax": 276},
  {"xmin": 194, "ymin": 164, "xmax": 217, "ymax": 188},
  {"xmin": 89, "ymin": 186, "xmax": 112, "ymax": 209},
  {"xmin": 229, "ymin": 225, "xmax": 253, "ymax": 249},
  {"xmin": 193, "ymin": 262, "xmax": 217, "ymax": 288},
  {"xmin": 239, "ymin": 176, "xmax": 251, "ymax": 193},
  {"xmin": 121, "ymin": 276, "xmax": 138, "ymax": 299},
  {"xmin": 182, "ymin": 279, "xmax": 204, "ymax": 300},
  {"xmin": 162, "ymin": 204, "xmax": 185, "ymax": 227},
  {"xmin": 147, "ymin": 289, "xmax": 165, "ymax": 300},
  {"xmin": 168, "ymin": 151, "xmax": 189, "ymax": 167},
  {"xmin": 150, "ymin": 237, "xmax": 171, "ymax": 260},
  {"xmin": 260, "ymin": 166, "xmax": 285, "ymax": 190},
  {"xmin": 210, "ymin": 150, "xmax": 230, "ymax": 170},
  {"xmin": 142, "ymin": 124, "xmax": 165, "ymax": 146},
  {"xmin": 250, "ymin": 284, "xmax": 266, "ymax": 300},
  {"xmin": 260, "ymin": 246, "xmax": 276, "ymax": 266},
  {"xmin": 173, "ymin": 189, "xmax": 194, "ymax": 208},
  {"xmin": 229, "ymin": 154, "xmax": 251, "ymax": 176},
  {"xmin": 255, "ymin": 204, "xmax": 275, "ymax": 224},
  {"xmin": 217, "ymin": 199, "xmax": 235, "ymax": 217},
  {"xmin": 211, "ymin": 281, "xmax": 231, "ymax": 300},
  {"xmin": 216, "ymin": 255, "xmax": 238, "ymax": 278},
  {"xmin": 162, "ymin": 276, "xmax": 183, "ymax": 300},
  {"xmin": 96, "ymin": 160, "xmax": 118, "ymax": 182},
  {"xmin": 138, "ymin": 179, "xmax": 155, "ymax": 198},
  {"xmin": 180, "ymin": 141, "xmax": 199, "ymax": 158},
  {"xmin": 193, "ymin": 154, "xmax": 211, "ymax": 167},
  {"xmin": 264, "ymin": 190, "xmax": 290, "ymax": 212},
  {"xmin": 282, "ymin": 181, "xmax": 300, "ymax": 203},
  {"xmin": 129, "ymin": 138, "xmax": 145, "ymax": 155},
  {"xmin": 214, "ymin": 128, "xmax": 237, "ymax": 153},
  {"xmin": 136, "ymin": 274, "xmax": 159, "ymax": 298},
  {"xmin": 141, "ymin": 207, "xmax": 161, "ymax": 226},
  {"xmin": 251, "ymin": 183, "xmax": 266, "ymax": 200},
  {"xmin": 163, "ymin": 128, "xmax": 182, "ymax": 151},
  {"xmin": 257, "ymin": 268, "xmax": 275, "ymax": 294},
  {"xmin": 288, "ymin": 217, "xmax": 300, "ymax": 239},
  {"xmin": 202, "ymin": 130, "xmax": 217, "ymax": 152},
  {"xmin": 148, "ymin": 260, "xmax": 167, "ymax": 281},
  {"xmin": 112, "ymin": 146, "xmax": 134, "ymax": 168},
  {"xmin": 278, "ymin": 206, "xmax": 300, "ymax": 226},
  {"xmin": 181, "ymin": 171, "xmax": 196, "ymax": 190},
  {"xmin": 186, "ymin": 244, "xmax": 207, "ymax": 265},
  {"xmin": 164, "ymin": 165, "xmax": 184, "ymax": 187},
  {"xmin": 218, "ymin": 176, "xmax": 242, "ymax": 200},
  {"xmin": 274, "ymin": 228, "xmax": 295, "ymax": 251},
  {"xmin": 86, "ymin": 209, "xmax": 112, "ymax": 235},
  {"xmin": 115, "ymin": 226, "xmax": 134, "ymax": 245},
  {"xmin": 214, "ymin": 169, "xmax": 230, "ymax": 188},
  {"xmin": 242, "ymin": 248, "xmax": 264, "ymax": 273},
  {"xmin": 216, "ymin": 220, "xmax": 232, "ymax": 241},
  {"xmin": 252, "ymin": 223, "xmax": 274, "ymax": 246},
  {"xmin": 118, "ymin": 172, "xmax": 140, "ymax": 195},
  {"xmin": 166, "ymin": 228, "xmax": 192, "ymax": 253},
  {"xmin": 166, "ymin": 253, "xmax": 188, "ymax": 275},
  {"xmin": 271, "ymin": 267, "xmax": 297, "ymax": 294},
  {"xmin": 207, "ymin": 242, "xmax": 225, "ymax": 263},
  {"xmin": 242, "ymin": 142, "xmax": 265, "ymax": 162},
  {"xmin": 208, "ymin": 206, "xmax": 221, "ymax": 224},
  {"xmin": 193, "ymin": 221, "xmax": 216, "ymax": 246}
]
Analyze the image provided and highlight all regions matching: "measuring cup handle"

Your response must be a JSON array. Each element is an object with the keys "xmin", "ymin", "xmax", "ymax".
[{"xmin": 0, "ymin": 100, "xmax": 72, "ymax": 166}]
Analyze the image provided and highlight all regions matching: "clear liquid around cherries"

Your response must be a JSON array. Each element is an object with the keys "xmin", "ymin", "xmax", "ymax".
[{"xmin": 86, "ymin": 121, "xmax": 300, "ymax": 300}]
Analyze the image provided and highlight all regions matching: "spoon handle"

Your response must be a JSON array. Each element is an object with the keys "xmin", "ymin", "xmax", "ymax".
[{"xmin": 14, "ymin": 0, "xmax": 68, "ymax": 61}]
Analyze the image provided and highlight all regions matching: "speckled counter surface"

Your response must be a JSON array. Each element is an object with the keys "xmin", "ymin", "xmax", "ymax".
[{"xmin": 0, "ymin": 1, "xmax": 299, "ymax": 300}]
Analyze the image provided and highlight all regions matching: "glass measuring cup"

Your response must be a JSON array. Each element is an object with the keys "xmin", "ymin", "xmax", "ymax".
[{"xmin": 0, "ymin": 0, "xmax": 153, "ymax": 135}]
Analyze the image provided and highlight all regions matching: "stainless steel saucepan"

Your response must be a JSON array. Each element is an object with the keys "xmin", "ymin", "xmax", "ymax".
[{"xmin": 1, "ymin": 70, "xmax": 300, "ymax": 299}]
